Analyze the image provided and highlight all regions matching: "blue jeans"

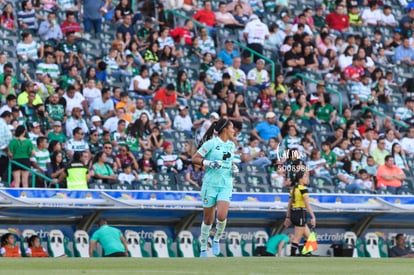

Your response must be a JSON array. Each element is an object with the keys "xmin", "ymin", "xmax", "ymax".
[
  {"xmin": 387, "ymin": 185, "xmax": 409, "ymax": 194},
  {"xmin": 345, "ymin": 183, "xmax": 364, "ymax": 193},
  {"xmin": 84, "ymin": 18, "xmax": 102, "ymax": 34}
]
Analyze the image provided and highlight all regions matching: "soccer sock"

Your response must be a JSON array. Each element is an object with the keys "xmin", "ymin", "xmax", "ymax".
[
  {"xmin": 213, "ymin": 219, "xmax": 227, "ymax": 242},
  {"xmin": 200, "ymin": 222, "xmax": 212, "ymax": 251},
  {"xmin": 291, "ymin": 243, "xmax": 299, "ymax": 256}
]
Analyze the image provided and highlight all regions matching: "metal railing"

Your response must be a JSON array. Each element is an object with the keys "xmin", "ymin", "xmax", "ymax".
[
  {"xmin": 233, "ymin": 40, "xmax": 276, "ymax": 82},
  {"xmin": 8, "ymin": 160, "xmax": 58, "ymax": 188},
  {"xmin": 165, "ymin": 9, "xmax": 206, "ymax": 30},
  {"xmin": 165, "ymin": 9, "xmax": 276, "ymax": 82},
  {"xmin": 362, "ymin": 106, "xmax": 409, "ymax": 130},
  {"xmin": 296, "ymin": 73, "xmax": 343, "ymax": 115}
]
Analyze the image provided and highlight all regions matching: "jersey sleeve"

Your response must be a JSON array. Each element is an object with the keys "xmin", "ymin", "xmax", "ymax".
[
  {"xmin": 197, "ymin": 139, "xmax": 214, "ymax": 158},
  {"xmin": 300, "ymin": 185, "xmax": 308, "ymax": 197}
]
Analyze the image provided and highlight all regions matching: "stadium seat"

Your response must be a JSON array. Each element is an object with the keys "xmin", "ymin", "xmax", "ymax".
[
  {"xmin": 176, "ymin": 230, "xmax": 197, "ymax": 258},
  {"xmin": 73, "ymin": 230, "xmax": 90, "ymax": 258},
  {"xmin": 88, "ymin": 182, "xmax": 111, "ymax": 190},
  {"xmin": 245, "ymin": 186, "xmax": 267, "ymax": 193},
  {"xmin": 252, "ymin": 231, "xmax": 269, "ymax": 256},
  {"xmin": 342, "ymin": 231, "xmax": 363, "ymax": 257},
  {"xmin": 225, "ymin": 231, "xmax": 249, "ymax": 257},
  {"xmin": 151, "ymin": 230, "xmax": 176, "ymax": 258},
  {"xmin": 154, "ymin": 173, "xmax": 178, "ymax": 191},
  {"xmin": 408, "ymin": 236, "xmax": 414, "ymax": 252},
  {"xmin": 20, "ymin": 229, "xmax": 37, "ymax": 257},
  {"xmin": 387, "ymin": 233, "xmax": 398, "ymax": 254},
  {"xmin": 111, "ymin": 183, "xmax": 133, "ymax": 190},
  {"xmin": 125, "ymin": 230, "xmax": 150, "ymax": 258},
  {"xmin": 364, "ymin": 233, "xmax": 384, "ymax": 258},
  {"xmin": 47, "ymin": 229, "xmax": 72, "ymax": 257},
  {"xmin": 245, "ymin": 174, "xmax": 266, "ymax": 186}
]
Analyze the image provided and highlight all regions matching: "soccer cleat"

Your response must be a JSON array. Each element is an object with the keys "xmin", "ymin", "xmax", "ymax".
[
  {"xmin": 200, "ymin": 250, "xmax": 208, "ymax": 258},
  {"xmin": 213, "ymin": 241, "xmax": 220, "ymax": 256}
]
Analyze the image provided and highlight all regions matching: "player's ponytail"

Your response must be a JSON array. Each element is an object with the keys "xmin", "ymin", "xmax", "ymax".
[{"xmin": 197, "ymin": 118, "xmax": 229, "ymax": 149}]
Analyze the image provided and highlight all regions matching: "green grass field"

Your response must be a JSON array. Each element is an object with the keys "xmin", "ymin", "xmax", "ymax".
[{"xmin": 0, "ymin": 257, "xmax": 411, "ymax": 275}]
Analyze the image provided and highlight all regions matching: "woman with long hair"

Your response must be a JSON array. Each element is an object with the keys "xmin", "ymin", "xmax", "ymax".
[
  {"xmin": 192, "ymin": 118, "xmax": 236, "ymax": 257},
  {"xmin": 284, "ymin": 170, "xmax": 316, "ymax": 256},
  {"xmin": 0, "ymin": 233, "xmax": 21, "ymax": 257},
  {"xmin": 0, "ymin": 3, "xmax": 15, "ymax": 31},
  {"xmin": 8, "ymin": 125, "xmax": 34, "ymax": 188},
  {"xmin": 151, "ymin": 100, "xmax": 171, "ymax": 130},
  {"xmin": 125, "ymin": 113, "xmax": 152, "ymax": 153},
  {"xmin": 91, "ymin": 151, "xmax": 118, "ymax": 183},
  {"xmin": 0, "ymin": 74, "xmax": 16, "ymax": 103},
  {"xmin": 46, "ymin": 150, "xmax": 66, "ymax": 186},
  {"xmin": 26, "ymin": 235, "xmax": 49, "ymax": 257},
  {"xmin": 391, "ymin": 143, "xmax": 408, "ymax": 170},
  {"xmin": 175, "ymin": 70, "xmax": 192, "ymax": 105}
]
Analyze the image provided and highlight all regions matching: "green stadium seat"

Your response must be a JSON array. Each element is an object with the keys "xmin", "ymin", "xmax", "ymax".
[
  {"xmin": 342, "ymin": 231, "xmax": 364, "ymax": 257},
  {"xmin": 88, "ymin": 182, "xmax": 111, "ymax": 190},
  {"xmin": 245, "ymin": 186, "xmax": 267, "ymax": 193},
  {"xmin": 225, "ymin": 231, "xmax": 249, "ymax": 257},
  {"xmin": 133, "ymin": 183, "xmax": 156, "ymax": 191},
  {"xmin": 364, "ymin": 232, "xmax": 386, "ymax": 258},
  {"xmin": 73, "ymin": 230, "xmax": 90, "ymax": 258},
  {"xmin": 176, "ymin": 230, "xmax": 197, "ymax": 258},
  {"xmin": 125, "ymin": 230, "xmax": 150, "ymax": 258},
  {"xmin": 151, "ymin": 230, "xmax": 176, "ymax": 258},
  {"xmin": 47, "ymin": 229, "xmax": 72, "ymax": 257},
  {"xmin": 111, "ymin": 183, "xmax": 133, "ymax": 190},
  {"xmin": 252, "ymin": 231, "xmax": 269, "ymax": 256}
]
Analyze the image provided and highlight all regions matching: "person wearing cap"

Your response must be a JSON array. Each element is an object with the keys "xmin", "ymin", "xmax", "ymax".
[
  {"xmin": 243, "ymin": 14, "xmax": 269, "ymax": 61},
  {"xmin": 343, "ymin": 55, "xmax": 364, "ymax": 82},
  {"xmin": 197, "ymin": 112, "xmax": 220, "ymax": 142},
  {"xmin": 276, "ymin": 11, "xmax": 292, "ymax": 34},
  {"xmin": 251, "ymin": 111, "xmax": 282, "ymax": 143},
  {"xmin": 212, "ymin": 72, "xmax": 236, "ymax": 100},
  {"xmin": 157, "ymin": 141, "xmax": 183, "ymax": 173},
  {"xmin": 152, "ymin": 83, "xmax": 178, "ymax": 109},
  {"xmin": 47, "ymin": 121, "xmax": 67, "ymax": 144},
  {"xmin": 173, "ymin": 105, "xmax": 193, "ymax": 135},
  {"xmin": 217, "ymin": 39, "xmax": 240, "ymax": 67},
  {"xmin": 215, "ymin": 2, "xmax": 244, "ymax": 30},
  {"xmin": 254, "ymin": 82, "xmax": 272, "ymax": 112},
  {"xmin": 247, "ymin": 58, "xmax": 269, "ymax": 87},
  {"xmin": 225, "ymin": 57, "xmax": 247, "ymax": 90}
]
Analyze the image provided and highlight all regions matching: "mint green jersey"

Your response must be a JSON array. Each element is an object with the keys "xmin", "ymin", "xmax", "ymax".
[{"xmin": 198, "ymin": 137, "xmax": 236, "ymax": 188}]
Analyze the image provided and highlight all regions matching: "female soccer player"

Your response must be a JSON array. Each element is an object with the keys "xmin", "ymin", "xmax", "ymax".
[
  {"xmin": 192, "ymin": 118, "xmax": 236, "ymax": 257},
  {"xmin": 284, "ymin": 169, "xmax": 316, "ymax": 256}
]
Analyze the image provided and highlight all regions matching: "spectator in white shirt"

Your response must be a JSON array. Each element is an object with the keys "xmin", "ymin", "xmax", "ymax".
[
  {"xmin": 401, "ymin": 127, "xmax": 414, "ymax": 157},
  {"xmin": 361, "ymin": 1, "xmax": 383, "ymax": 26},
  {"xmin": 380, "ymin": 5, "xmax": 398, "ymax": 28},
  {"xmin": 243, "ymin": 14, "xmax": 269, "ymax": 61},
  {"xmin": 173, "ymin": 105, "xmax": 193, "ymax": 136}
]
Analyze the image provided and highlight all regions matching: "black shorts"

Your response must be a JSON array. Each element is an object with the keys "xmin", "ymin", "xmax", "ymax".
[
  {"xmin": 11, "ymin": 158, "xmax": 31, "ymax": 172},
  {"xmin": 290, "ymin": 209, "xmax": 307, "ymax": 227}
]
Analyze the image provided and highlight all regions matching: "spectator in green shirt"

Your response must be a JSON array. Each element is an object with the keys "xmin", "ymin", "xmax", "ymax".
[
  {"xmin": 264, "ymin": 233, "xmax": 293, "ymax": 257},
  {"xmin": 321, "ymin": 141, "xmax": 337, "ymax": 167},
  {"xmin": 8, "ymin": 125, "xmax": 35, "ymax": 188},
  {"xmin": 314, "ymin": 93, "xmax": 336, "ymax": 125}
]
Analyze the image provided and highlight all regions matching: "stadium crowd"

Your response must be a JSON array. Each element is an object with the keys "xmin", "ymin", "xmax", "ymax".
[{"xmin": 0, "ymin": 0, "xmax": 413, "ymax": 194}]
